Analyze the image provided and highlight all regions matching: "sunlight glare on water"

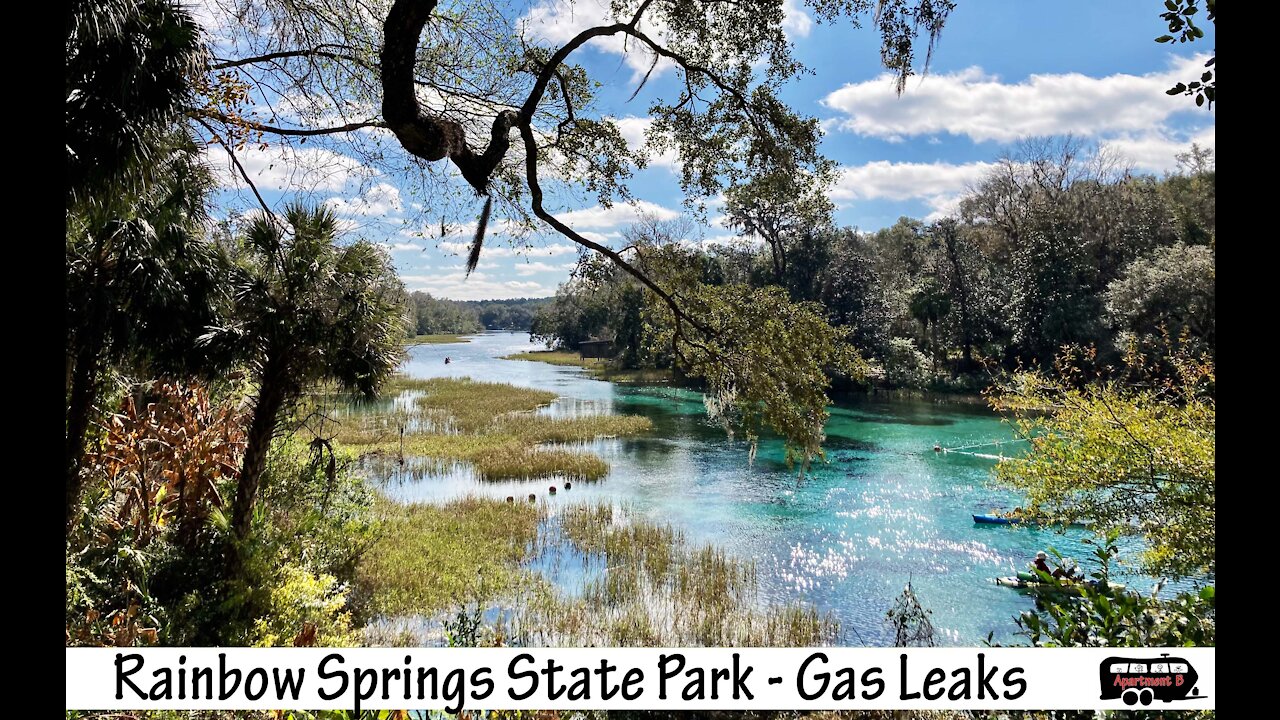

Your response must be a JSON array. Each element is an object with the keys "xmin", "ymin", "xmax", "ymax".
[{"xmin": 377, "ymin": 332, "xmax": 1199, "ymax": 645}]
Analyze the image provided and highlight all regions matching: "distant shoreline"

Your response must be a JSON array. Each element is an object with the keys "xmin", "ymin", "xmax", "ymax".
[{"xmin": 404, "ymin": 333, "xmax": 473, "ymax": 345}]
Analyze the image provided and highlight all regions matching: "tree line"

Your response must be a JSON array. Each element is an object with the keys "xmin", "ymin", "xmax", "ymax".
[
  {"xmin": 409, "ymin": 293, "xmax": 549, "ymax": 336},
  {"xmin": 532, "ymin": 138, "xmax": 1215, "ymax": 392}
]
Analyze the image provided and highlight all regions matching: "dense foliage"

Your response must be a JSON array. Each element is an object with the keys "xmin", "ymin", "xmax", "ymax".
[
  {"xmin": 534, "ymin": 141, "xmax": 1216, "ymax": 396},
  {"xmin": 408, "ymin": 293, "xmax": 547, "ymax": 335},
  {"xmin": 992, "ymin": 347, "xmax": 1215, "ymax": 578}
]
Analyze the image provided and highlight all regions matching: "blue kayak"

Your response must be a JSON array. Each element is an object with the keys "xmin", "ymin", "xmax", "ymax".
[
  {"xmin": 973, "ymin": 514, "xmax": 1091, "ymax": 529},
  {"xmin": 973, "ymin": 514, "xmax": 1021, "ymax": 525}
]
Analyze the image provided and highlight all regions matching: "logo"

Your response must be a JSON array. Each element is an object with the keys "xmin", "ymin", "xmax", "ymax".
[{"xmin": 1099, "ymin": 654, "xmax": 1206, "ymax": 706}]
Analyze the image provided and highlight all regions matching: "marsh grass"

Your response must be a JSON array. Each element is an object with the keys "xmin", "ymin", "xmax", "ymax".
[
  {"xmin": 502, "ymin": 350, "xmax": 592, "ymax": 366},
  {"xmin": 331, "ymin": 377, "xmax": 650, "ymax": 481},
  {"xmin": 504, "ymin": 351, "xmax": 673, "ymax": 383},
  {"xmin": 471, "ymin": 446, "xmax": 610, "ymax": 481},
  {"xmin": 491, "ymin": 414, "xmax": 653, "ymax": 442},
  {"xmin": 500, "ymin": 501, "xmax": 839, "ymax": 647},
  {"xmin": 356, "ymin": 496, "xmax": 544, "ymax": 616}
]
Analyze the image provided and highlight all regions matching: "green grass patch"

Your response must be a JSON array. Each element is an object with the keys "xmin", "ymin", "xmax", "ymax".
[
  {"xmin": 502, "ymin": 350, "xmax": 591, "ymax": 366},
  {"xmin": 491, "ymin": 414, "xmax": 652, "ymax": 442},
  {"xmin": 357, "ymin": 496, "xmax": 543, "ymax": 616},
  {"xmin": 410, "ymin": 377, "xmax": 557, "ymax": 431},
  {"xmin": 472, "ymin": 446, "xmax": 609, "ymax": 481},
  {"xmin": 503, "ymin": 350, "xmax": 673, "ymax": 383},
  {"xmin": 404, "ymin": 334, "xmax": 472, "ymax": 345},
  {"xmin": 334, "ymin": 377, "xmax": 650, "ymax": 481}
]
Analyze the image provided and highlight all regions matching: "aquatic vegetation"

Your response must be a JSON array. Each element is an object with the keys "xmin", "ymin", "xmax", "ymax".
[
  {"xmin": 330, "ymin": 377, "xmax": 649, "ymax": 481},
  {"xmin": 453, "ymin": 501, "xmax": 840, "ymax": 648},
  {"xmin": 356, "ymin": 497, "xmax": 544, "ymax": 616},
  {"xmin": 504, "ymin": 351, "xmax": 674, "ymax": 383},
  {"xmin": 502, "ymin": 350, "xmax": 589, "ymax": 366},
  {"xmin": 491, "ymin": 414, "xmax": 653, "ymax": 443},
  {"xmin": 470, "ymin": 446, "xmax": 610, "ymax": 482}
]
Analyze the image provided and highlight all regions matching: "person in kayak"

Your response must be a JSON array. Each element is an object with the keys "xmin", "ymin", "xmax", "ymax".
[{"xmin": 1032, "ymin": 551, "xmax": 1070, "ymax": 580}]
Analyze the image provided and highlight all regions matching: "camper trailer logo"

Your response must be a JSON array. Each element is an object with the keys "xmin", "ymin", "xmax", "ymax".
[{"xmin": 1099, "ymin": 654, "xmax": 1205, "ymax": 706}]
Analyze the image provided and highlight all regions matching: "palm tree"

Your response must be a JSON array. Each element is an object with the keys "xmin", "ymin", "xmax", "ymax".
[
  {"xmin": 65, "ymin": 135, "xmax": 230, "ymax": 529},
  {"xmin": 214, "ymin": 204, "xmax": 407, "ymax": 552},
  {"xmin": 66, "ymin": 0, "xmax": 217, "ymax": 529},
  {"xmin": 67, "ymin": 0, "xmax": 207, "ymax": 208}
]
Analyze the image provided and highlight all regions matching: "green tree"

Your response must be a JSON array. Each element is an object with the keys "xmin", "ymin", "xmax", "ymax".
[
  {"xmin": 908, "ymin": 277, "xmax": 951, "ymax": 369},
  {"xmin": 818, "ymin": 229, "xmax": 892, "ymax": 358},
  {"xmin": 65, "ymin": 143, "xmax": 230, "ymax": 529},
  {"xmin": 723, "ymin": 168, "xmax": 835, "ymax": 291},
  {"xmin": 67, "ymin": 0, "xmax": 207, "ymax": 204},
  {"xmin": 1105, "ymin": 244, "xmax": 1216, "ymax": 354},
  {"xmin": 65, "ymin": 0, "xmax": 221, "ymax": 529},
  {"xmin": 214, "ymin": 204, "xmax": 408, "ymax": 550},
  {"xmin": 991, "ymin": 350, "xmax": 1215, "ymax": 578},
  {"xmin": 195, "ymin": 0, "xmax": 953, "ymax": 456}
]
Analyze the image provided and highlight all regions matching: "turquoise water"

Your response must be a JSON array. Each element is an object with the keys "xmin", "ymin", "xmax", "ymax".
[{"xmin": 377, "ymin": 332, "xmax": 1188, "ymax": 646}]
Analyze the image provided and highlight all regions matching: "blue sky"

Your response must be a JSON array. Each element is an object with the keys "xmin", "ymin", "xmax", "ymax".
[{"xmin": 202, "ymin": 0, "xmax": 1216, "ymax": 300}]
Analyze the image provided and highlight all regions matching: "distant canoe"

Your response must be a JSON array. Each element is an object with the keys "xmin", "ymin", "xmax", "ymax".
[
  {"xmin": 973, "ymin": 513, "xmax": 1021, "ymax": 525},
  {"xmin": 972, "ymin": 513, "xmax": 1091, "ymax": 529}
]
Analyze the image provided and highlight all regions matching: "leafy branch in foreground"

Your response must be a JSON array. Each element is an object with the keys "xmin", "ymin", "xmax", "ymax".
[
  {"xmin": 991, "ymin": 347, "xmax": 1215, "ymax": 578},
  {"xmin": 641, "ymin": 241, "xmax": 866, "ymax": 466},
  {"xmin": 1157, "ymin": 0, "xmax": 1215, "ymax": 108},
  {"xmin": 1012, "ymin": 533, "xmax": 1215, "ymax": 648}
]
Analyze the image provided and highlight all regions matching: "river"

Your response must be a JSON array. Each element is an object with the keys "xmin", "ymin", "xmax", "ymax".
[{"xmin": 372, "ymin": 331, "xmax": 1186, "ymax": 646}]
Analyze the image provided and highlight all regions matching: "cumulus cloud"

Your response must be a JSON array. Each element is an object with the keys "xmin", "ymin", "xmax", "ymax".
[
  {"xmin": 831, "ymin": 160, "xmax": 997, "ymax": 220},
  {"xmin": 519, "ymin": 0, "xmax": 672, "ymax": 81},
  {"xmin": 556, "ymin": 199, "xmax": 681, "ymax": 229},
  {"xmin": 613, "ymin": 116, "xmax": 680, "ymax": 170},
  {"xmin": 1102, "ymin": 127, "xmax": 1216, "ymax": 174},
  {"xmin": 514, "ymin": 260, "xmax": 578, "ymax": 276},
  {"xmin": 520, "ymin": 0, "xmax": 811, "ymax": 84},
  {"xmin": 437, "ymin": 241, "xmax": 581, "ymax": 259},
  {"xmin": 401, "ymin": 271, "xmax": 553, "ymax": 300},
  {"xmin": 781, "ymin": 0, "xmax": 812, "ymax": 38},
  {"xmin": 822, "ymin": 54, "xmax": 1214, "ymax": 143}
]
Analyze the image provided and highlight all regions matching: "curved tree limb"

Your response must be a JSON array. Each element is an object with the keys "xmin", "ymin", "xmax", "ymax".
[
  {"xmin": 213, "ymin": 46, "xmax": 368, "ymax": 70},
  {"xmin": 380, "ymin": 0, "xmax": 516, "ymax": 194},
  {"xmin": 192, "ymin": 109, "xmax": 386, "ymax": 137}
]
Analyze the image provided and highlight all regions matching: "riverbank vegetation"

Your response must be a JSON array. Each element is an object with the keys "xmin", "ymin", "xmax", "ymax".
[
  {"xmin": 408, "ymin": 294, "xmax": 548, "ymax": 335},
  {"xmin": 330, "ymin": 377, "xmax": 649, "ymax": 481},
  {"xmin": 532, "ymin": 141, "xmax": 1215, "ymax": 400},
  {"xmin": 404, "ymin": 333, "xmax": 471, "ymax": 345},
  {"xmin": 504, "ymin": 350, "xmax": 675, "ymax": 383}
]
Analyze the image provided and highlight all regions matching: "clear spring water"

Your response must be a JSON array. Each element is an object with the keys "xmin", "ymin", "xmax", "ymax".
[{"xmin": 372, "ymin": 332, "xmax": 1197, "ymax": 646}]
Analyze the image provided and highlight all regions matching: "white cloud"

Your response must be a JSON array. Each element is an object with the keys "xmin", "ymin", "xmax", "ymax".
[
  {"xmin": 822, "ymin": 55, "xmax": 1214, "ymax": 143},
  {"xmin": 613, "ymin": 116, "xmax": 680, "ymax": 170},
  {"xmin": 401, "ymin": 271, "xmax": 553, "ymax": 300},
  {"xmin": 1102, "ymin": 127, "xmax": 1216, "ymax": 174},
  {"xmin": 388, "ymin": 241, "xmax": 426, "ymax": 254},
  {"xmin": 204, "ymin": 144, "xmax": 369, "ymax": 192},
  {"xmin": 556, "ymin": 200, "xmax": 681, "ymax": 229},
  {"xmin": 831, "ymin": 160, "xmax": 997, "ymax": 220},
  {"xmin": 437, "ymin": 241, "xmax": 581, "ymax": 258},
  {"xmin": 519, "ymin": 0, "xmax": 672, "ymax": 81},
  {"xmin": 514, "ymin": 260, "xmax": 578, "ymax": 276},
  {"xmin": 781, "ymin": 0, "xmax": 812, "ymax": 38},
  {"xmin": 324, "ymin": 183, "xmax": 403, "ymax": 217}
]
